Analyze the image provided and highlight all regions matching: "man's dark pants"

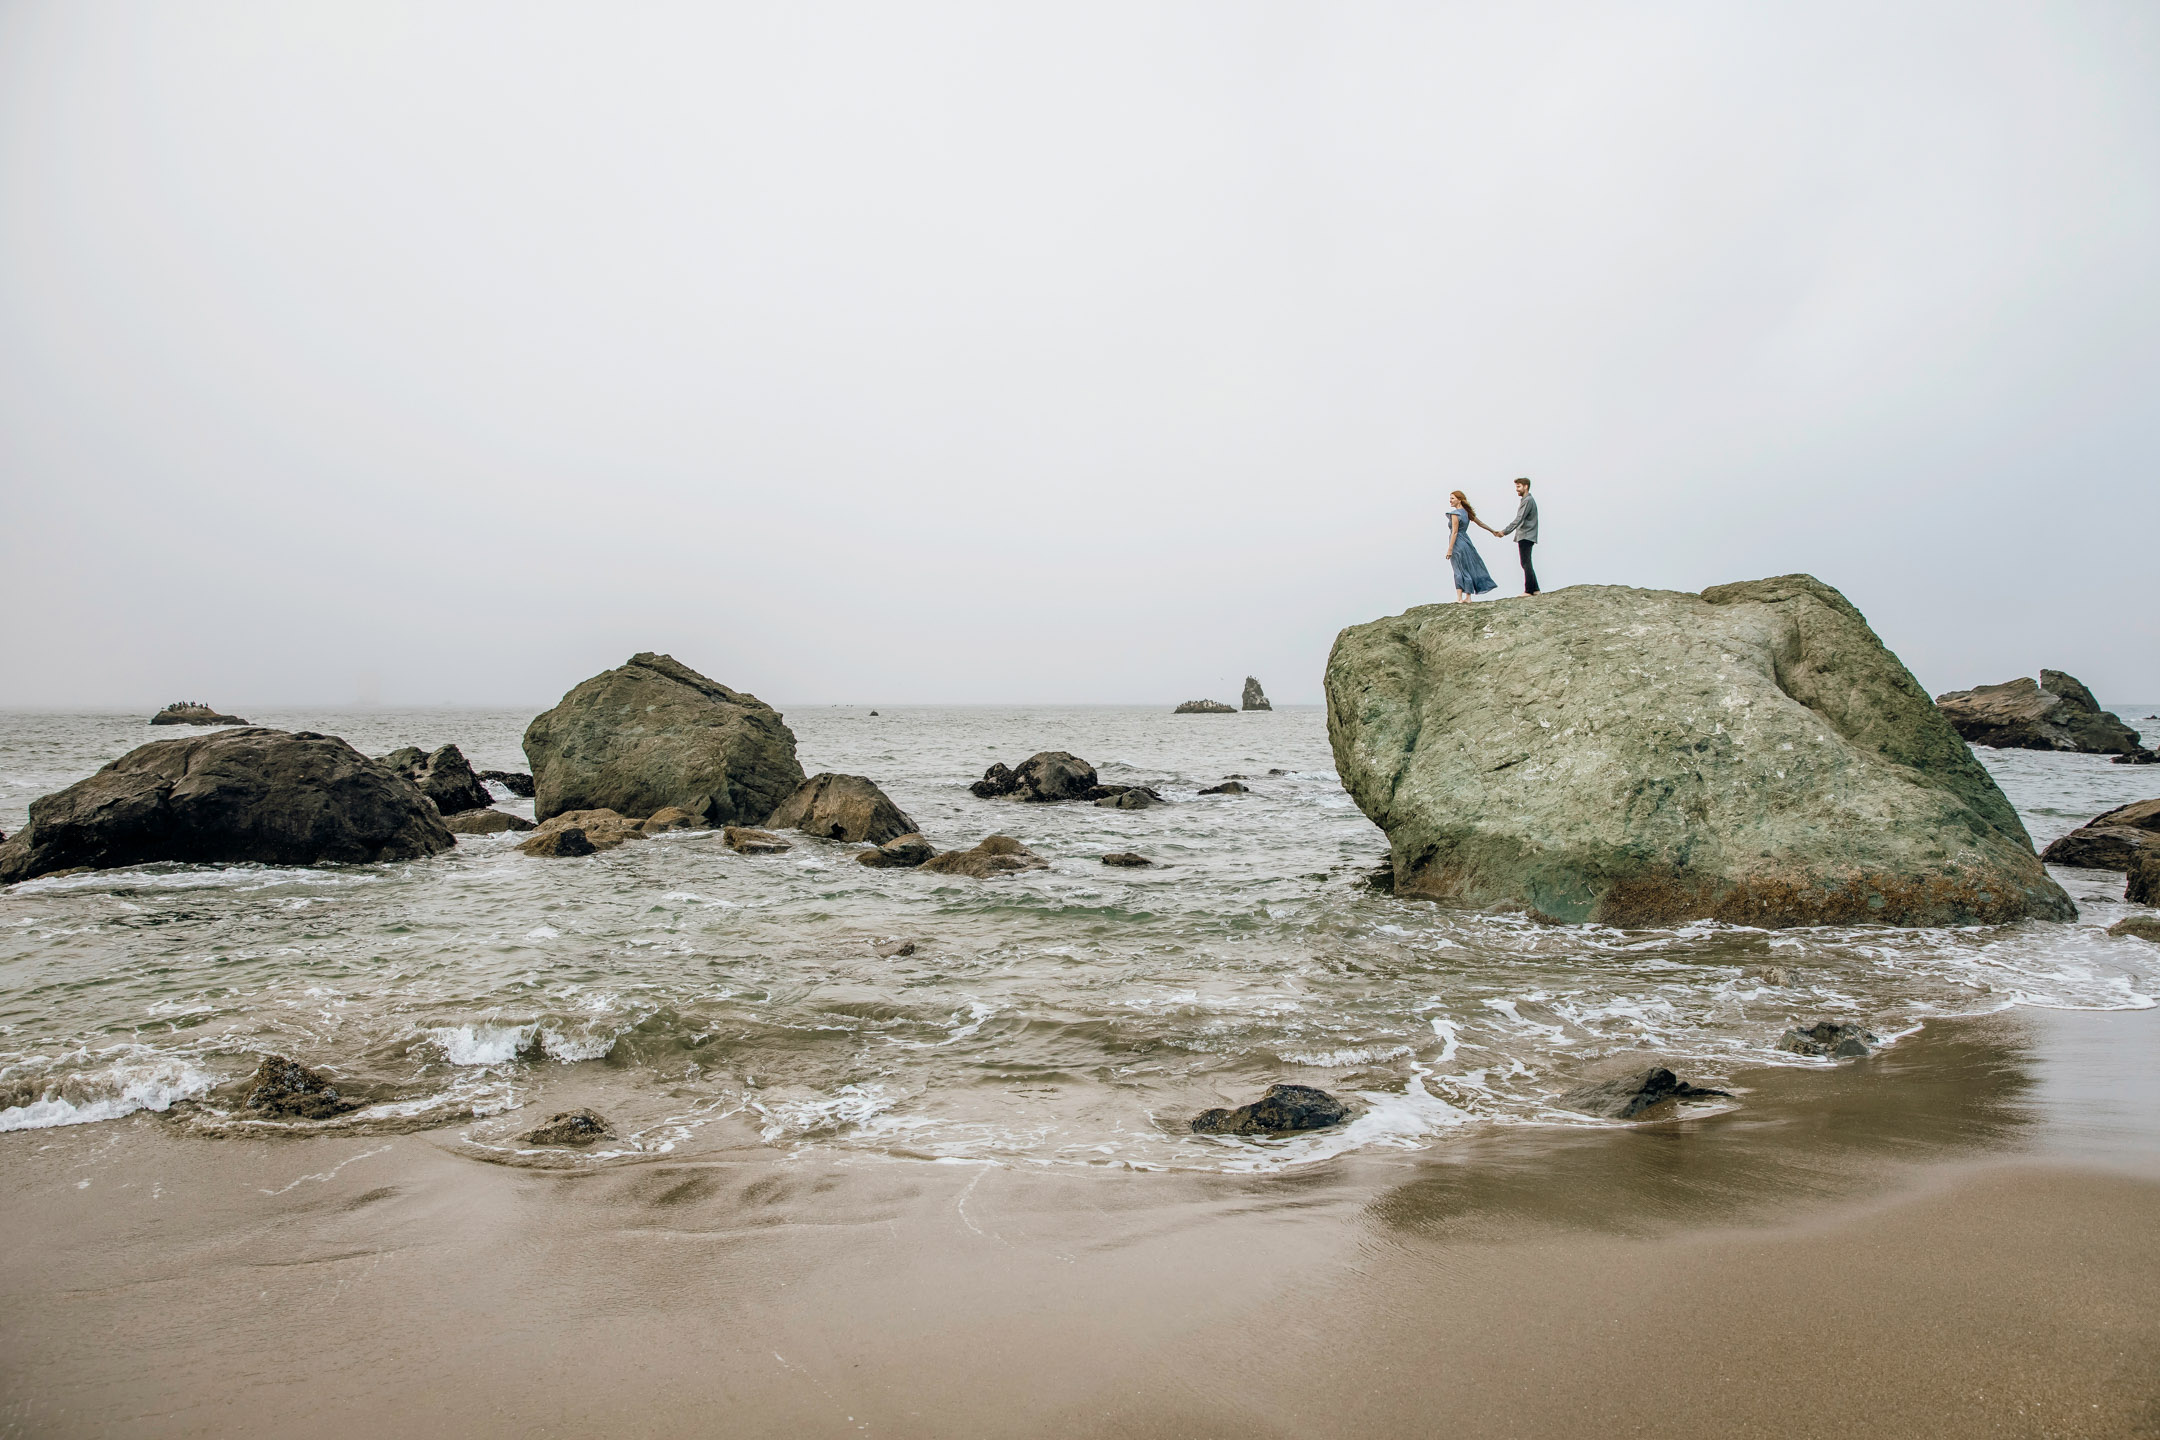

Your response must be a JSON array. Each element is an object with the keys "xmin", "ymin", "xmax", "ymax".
[{"xmin": 1518, "ymin": 540, "xmax": 1540, "ymax": 595}]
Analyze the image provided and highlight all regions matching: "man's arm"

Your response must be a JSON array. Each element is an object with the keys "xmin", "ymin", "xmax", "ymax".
[{"xmin": 1497, "ymin": 497, "xmax": 1527, "ymax": 536}]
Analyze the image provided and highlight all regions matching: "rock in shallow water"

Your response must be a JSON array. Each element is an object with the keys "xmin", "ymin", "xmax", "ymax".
[
  {"xmin": 1778, "ymin": 1020, "xmax": 1880, "ymax": 1058},
  {"xmin": 723, "ymin": 826, "xmax": 792, "ymax": 855},
  {"xmin": 639, "ymin": 806, "xmax": 707, "ymax": 834},
  {"xmin": 857, "ymin": 832, "xmax": 936, "ymax": 868},
  {"xmin": 244, "ymin": 1054, "xmax": 361, "ymax": 1120},
  {"xmin": 1101, "ymin": 852, "xmax": 1154, "ymax": 867},
  {"xmin": 522, "ymin": 652, "xmax": 805, "ymax": 827},
  {"xmin": 970, "ymin": 752, "xmax": 1098, "ymax": 802},
  {"xmin": 1324, "ymin": 574, "xmax": 2071, "ymax": 928},
  {"xmin": 919, "ymin": 835, "xmax": 1046, "ymax": 878},
  {"xmin": 767, "ymin": 772, "xmax": 918, "ymax": 844},
  {"xmin": 517, "ymin": 810, "xmax": 645, "ymax": 855},
  {"xmin": 479, "ymin": 769, "xmax": 536, "ymax": 798},
  {"xmin": 1191, "ymin": 1083, "xmax": 1349, "ymax": 1135},
  {"xmin": 1934, "ymin": 670, "xmax": 2143, "ymax": 755},
  {"xmin": 376, "ymin": 743, "xmax": 493, "ymax": 816},
  {"xmin": 1198, "ymin": 781, "xmax": 1249, "ymax": 795},
  {"xmin": 443, "ymin": 809, "xmax": 536, "ymax": 835},
  {"xmin": 2109, "ymin": 915, "xmax": 2160, "ymax": 943},
  {"xmin": 0, "ymin": 729, "xmax": 453, "ymax": 885},
  {"xmin": 1556, "ymin": 1066, "xmax": 1731, "ymax": 1119},
  {"xmin": 2040, "ymin": 798, "xmax": 2160, "ymax": 872},
  {"xmin": 520, "ymin": 826, "xmax": 595, "ymax": 857},
  {"xmin": 520, "ymin": 1108, "xmax": 614, "ymax": 1146}
]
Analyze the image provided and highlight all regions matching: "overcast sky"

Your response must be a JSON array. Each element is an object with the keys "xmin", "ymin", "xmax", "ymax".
[{"xmin": 3, "ymin": 1, "xmax": 2156, "ymax": 710}]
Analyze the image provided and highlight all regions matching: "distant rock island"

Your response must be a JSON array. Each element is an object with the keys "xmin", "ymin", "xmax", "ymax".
[
  {"xmin": 1242, "ymin": 677, "xmax": 1271, "ymax": 711},
  {"xmin": 1174, "ymin": 699, "xmax": 1235, "ymax": 714},
  {"xmin": 150, "ymin": 702, "xmax": 247, "ymax": 726},
  {"xmin": 1934, "ymin": 670, "xmax": 2143, "ymax": 756},
  {"xmin": 1325, "ymin": 574, "xmax": 2071, "ymax": 927}
]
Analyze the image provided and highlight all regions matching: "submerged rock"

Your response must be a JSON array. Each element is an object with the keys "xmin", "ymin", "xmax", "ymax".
[
  {"xmin": 969, "ymin": 752, "xmax": 1098, "ymax": 803},
  {"xmin": 517, "ymin": 810, "xmax": 645, "ymax": 857},
  {"xmin": 1934, "ymin": 671, "xmax": 2143, "ymax": 755},
  {"xmin": 1778, "ymin": 1020, "xmax": 1880, "ymax": 1059},
  {"xmin": 2112, "ymin": 749, "xmax": 2158, "ymax": 766},
  {"xmin": 0, "ymin": 729, "xmax": 453, "ymax": 885},
  {"xmin": 443, "ymin": 809, "xmax": 536, "ymax": 835},
  {"xmin": 376, "ymin": 743, "xmax": 494, "ymax": 816},
  {"xmin": 767, "ymin": 772, "xmax": 918, "ymax": 845},
  {"xmin": 522, "ymin": 652, "xmax": 805, "ymax": 826},
  {"xmin": 150, "ymin": 702, "xmax": 248, "ymax": 726},
  {"xmin": 479, "ymin": 770, "xmax": 536, "ymax": 798},
  {"xmin": 874, "ymin": 938, "xmax": 919, "ymax": 958},
  {"xmin": 858, "ymin": 832, "xmax": 936, "ymax": 868},
  {"xmin": 2127, "ymin": 853, "xmax": 2160, "ymax": 906},
  {"xmin": 1242, "ymin": 677, "xmax": 1272, "ymax": 712},
  {"xmin": 919, "ymin": 835, "xmax": 1046, "ymax": 878},
  {"xmin": 244, "ymin": 1054, "xmax": 361, "ymax": 1120},
  {"xmin": 1556, "ymin": 1066, "xmax": 1731, "ymax": 1119},
  {"xmin": 1325, "ymin": 575, "xmax": 2072, "ymax": 927},
  {"xmin": 722, "ymin": 826, "xmax": 793, "ymax": 854},
  {"xmin": 1094, "ymin": 787, "xmax": 1163, "ymax": 810},
  {"xmin": 1198, "ymin": 780, "xmax": 1249, "ymax": 795},
  {"xmin": 1174, "ymin": 699, "xmax": 1236, "ymax": 714},
  {"xmin": 1101, "ymin": 852, "xmax": 1154, "ymax": 867},
  {"xmin": 1191, "ymin": 1084, "xmax": 1349, "ymax": 1135},
  {"xmin": 520, "ymin": 1108, "xmax": 614, "ymax": 1146},
  {"xmin": 2109, "ymin": 915, "xmax": 2160, "ymax": 943},
  {"xmin": 2040, "ymin": 798, "xmax": 2160, "ymax": 872}
]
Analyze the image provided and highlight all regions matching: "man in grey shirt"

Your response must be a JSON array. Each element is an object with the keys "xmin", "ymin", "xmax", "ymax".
[{"xmin": 1493, "ymin": 476, "xmax": 1540, "ymax": 594}]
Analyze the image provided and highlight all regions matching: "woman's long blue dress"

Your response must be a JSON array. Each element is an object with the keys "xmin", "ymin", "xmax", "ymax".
[{"xmin": 1447, "ymin": 509, "xmax": 1498, "ymax": 595}]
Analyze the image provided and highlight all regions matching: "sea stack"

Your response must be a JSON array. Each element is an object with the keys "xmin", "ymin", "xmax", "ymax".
[
  {"xmin": 1934, "ymin": 671, "xmax": 2143, "ymax": 755},
  {"xmin": 1324, "ymin": 574, "xmax": 2072, "ymax": 927},
  {"xmin": 1242, "ymin": 677, "xmax": 1272, "ymax": 711}
]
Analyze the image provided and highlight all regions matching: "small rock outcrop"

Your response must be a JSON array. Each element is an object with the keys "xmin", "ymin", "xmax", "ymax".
[
  {"xmin": 1174, "ymin": 699, "xmax": 1236, "ymax": 714},
  {"xmin": 1778, "ymin": 1020, "xmax": 1880, "ymax": 1058},
  {"xmin": 857, "ymin": 832, "xmax": 936, "ymax": 868},
  {"xmin": 443, "ymin": 809, "xmax": 536, "ymax": 835},
  {"xmin": 2125, "ymin": 852, "xmax": 2160, "ymax": 906},
  {"xmin": 377, "ymin": 743, "xmax": 493, "ymax": 816},
  {"xmin": 150, "ymin": 702, "xmax": 248, "ymax": 726},
  {"xmin": 2039, "ymin": 798, "xmax": 2160, "ymax": 872},
  {"xmin": 766, "ymin": 773, "xmax": 918, "ymax": 845},
  {"xmin": 919, "ymin": 835, "xmax": 1047, "ymax": 878},
  {"xmin": 1242, "ymin": 677, "xmax": 1272, "ymax": 712},
  {"xmin": 1094, "ymin": 787, "xmax": 1162, "ymax": 810},
  {"xmin": 969, "ymin": 752, "xmax": 1098, "ymax": 802},
  {"xmin": 520, "ymin": 1109, "xmax": 615, "ymax": 1146},
  {"xmin": 2109, "ymin": 915, "xmax": 2160, "ymax": 942},
  {"xmin": 723, "ymin": 826, "xmax": 792, "ymax": 854},
  {"xmin": 1191, "ymin": 1084, "xmax": 1349, "ymax": 1135},
  {"xmin": 1198, "ymin": 780, "xmax": 1249, "ymax": 795},
  {"xmin": 522, "ymin": 653, "xmax": 805, "ymax": 826},
  {"xmin": 0, "ymin": 729, "xmax": 453, "ymax": 885},
  {"xmin": 1934, "ymin": 671, "xmax": 2143, "ymax": 755},
  {"xmin": 517, "ymin": 809, "xmax": 646, "ymax": 857},
  {"xmin": 1556, "ymin": 1067, "xmax": 1731, "ymax": 1119},
  {"xmin": 638, "ymin": 807, "xmax": 707, "ymax": 834},
  {"xmin": 244, "ymin": 1054, "xmax": 361, "ymax": 1120},
  {"xmin": 1326, "ymin": 575, "xmax": 2072, "ymax": 927},
  {"xmin": 479, "ymin": 770, "xmax": 536, "ymax": 797},
  {"xmin": 1101, "ymin": 852, "xmax": 1154, "ymax": 867}
]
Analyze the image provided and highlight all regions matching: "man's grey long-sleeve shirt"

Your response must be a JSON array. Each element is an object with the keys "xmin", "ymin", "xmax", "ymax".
[{"xmin": 1498, "ymin": 494, "xmax": 1539, "ymax": 543}]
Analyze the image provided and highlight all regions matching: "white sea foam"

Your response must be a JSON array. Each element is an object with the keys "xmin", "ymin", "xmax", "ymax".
[
  {"xmin": 0, "ymin": 1057, "xmax": 215, "ymax": 1131},
  {"xmin": 427, "ymin": 1024, "xmax": 533, "ymax": 1065}
]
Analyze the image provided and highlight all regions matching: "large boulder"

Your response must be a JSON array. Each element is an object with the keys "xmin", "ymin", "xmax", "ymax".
[
  {"xmin": 766, "ymin": 773, "xmax": 918, "ymax": 844},
  {"xmin": 1324, "ymin": 575, "xmax": 2072, "ymax": 927},
  {"xmin": 2041, "ymin": 798, "xmax": 2160, "ymax": 871},
  {"xmin": 0, "ymin": 729, "xmax": 453, "ymax": 885},
  {"xmin": 376, "ymin": 744, "xmax": 493, "ymax": 816},
  {"xmin": 150, "ymin": 702, "xmax": 248, "ymax": 726},
  {"xmin": 522, "ymin": 653, "xmax": 805, "ymax": 825},
  {"xmin": 1934, "ymin": 671, "xmax": 2143, "ymax": 755},
  {"xmin": 1242, "ymin": 677, "xmax": 1272, "ymax": 711},
  {"xmin": 969, "ymin": 752, "xmax": 1098, "ymax": 802}
]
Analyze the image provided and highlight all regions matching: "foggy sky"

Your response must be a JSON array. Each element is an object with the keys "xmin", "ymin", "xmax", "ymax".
[{"xmin": 3, "ymin": 1, "xmax": 2156, "ymax": 710}]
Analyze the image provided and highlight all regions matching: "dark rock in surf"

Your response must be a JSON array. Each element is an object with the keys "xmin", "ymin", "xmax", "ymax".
[
  {"xmin": 1198, "ymin": 780, "xmax": 1249, "ymax": 795},
  {"xmin": 522, "ymin": 652, "xmax": 805, "ymax": 826},
  {"xmin": 150, "ymin": 703, "xmax": 248, "ymax": 726},
  {"xmin": 1101, "ymin": 852, "xmax": 1154, "ymax": 867},
  {"xmin": 1174, "ymin": 699, "xmax": 1236, "ymax": 714},
  {"xmin": 2040, "ymin": 798, "xmax": 2160, "ymax": 872},
  {"xmin": 2109, "ymin": 915, "xmax": 2160, "ymax": 942},
  {"xmin": 244, "ymin": 1054, "xmax": 361, "ymax": 1120},
  {"xmin": 858, "ymin": 832, "xmax": 936, "ymax": 868},
  {"xmin": 919, "ymin": 835, "xmax": 1046, "ymax": 878},
  {"xmin": 1777, "ymin": 1020, "xmax": 1880, "ymax": 1059},
  {"xmin": 479, "ymin": 770, "xmax": 537, "ymax": 798},
  {"xmin": 377, "ymin": 743, "xmax": 493, "ymax": 816},
  {"xmin": 1557, "ymin": 1066, "xmax": 1731, "ymax": 1119},
  {"xmin": 1095, "ymin": 787, "xmax": 1163, "ymax": 810},
  {"xmin": 520, "ymin": 825, "xmax": 596, "ymax": 858},
  {"xmin": 0, "ymin": 728, "xmax": 453, "ymax": 885},
  {"xmin": 2126, "ymin": 852, "xmax": 2160, "ymax": 906},
  {"xmin": 442, "ymin": 809, "xmax": 536, "ymax": 835},
  {"xmin": 766, "ymin": 772, "xmax": 918, "ymax": 845},
  {"xmin": 970, "ymin": 753, "xmax": 1098, "ymax": 803},
  {"xmin": 1362, "ymin": 862, "xmax": 1396, "ymax": 894},
  {"xmin": 521, "ymin": 1108, "xmax": 615, "ymax": 1146},
  {"xmin": 723, "ymin": 826, "xmax": 792, "ymax": 855},
  {"xmin": 1191, "ymin": 1084, "xmax": 1349, "ymax": 1136},
  {"xmin": 1242, "ymin": 677, "xmax": 1272, "ymax": 711},
  {"xmin": 1934, "ymin": 671, "xmax": 2143, "ymax": 755},
  {"xmin": 2114, "ymin": 749, "xmax": 2158, "ymax": 765}
]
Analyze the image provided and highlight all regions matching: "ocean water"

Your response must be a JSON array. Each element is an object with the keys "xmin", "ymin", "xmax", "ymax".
[{"xmin": 2, "ymin": 704, "xmax": 2156, "ymax": 1170}]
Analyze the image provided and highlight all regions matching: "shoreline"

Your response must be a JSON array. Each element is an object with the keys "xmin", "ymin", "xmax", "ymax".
[{"xmin": 4, "ymin": 1004, "xmax": 2156, "ymax": 1437}]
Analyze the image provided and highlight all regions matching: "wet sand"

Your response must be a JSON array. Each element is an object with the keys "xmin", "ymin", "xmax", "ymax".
[{"xmin": 4, "ymin": 1007, "xmax": 2158, "ymax": 1439}]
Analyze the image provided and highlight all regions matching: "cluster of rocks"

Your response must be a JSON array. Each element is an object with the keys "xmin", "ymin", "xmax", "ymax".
[
  {"xmin": 150, "ymin": 701, "xmax": 248, "ymax": 726},
  {"xmin": 1935, "ymin": 670, "xmax": 2148, "ymax": 761}
]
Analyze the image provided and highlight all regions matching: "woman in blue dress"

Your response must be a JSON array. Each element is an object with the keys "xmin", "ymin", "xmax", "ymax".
[{"xmin": 1446, "ymin": 490, "xmax": 1498, "ymax": 601}]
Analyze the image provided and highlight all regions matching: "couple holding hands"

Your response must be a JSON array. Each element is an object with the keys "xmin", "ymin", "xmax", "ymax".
[{"xmin": 1445, "ymin": 477, "xmax": 1541, "ymax": 602}]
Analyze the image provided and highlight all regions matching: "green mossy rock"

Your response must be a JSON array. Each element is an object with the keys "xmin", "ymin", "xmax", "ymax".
[{"xmin": 1324, "ymin": 575, "xmax": 2072, "ymax": 928}]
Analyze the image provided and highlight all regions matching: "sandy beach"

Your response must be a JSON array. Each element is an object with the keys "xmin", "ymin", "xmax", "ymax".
[{"xmin": 6, "ymin": 1004, "xmax": 2156, "ymax": 1439}]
